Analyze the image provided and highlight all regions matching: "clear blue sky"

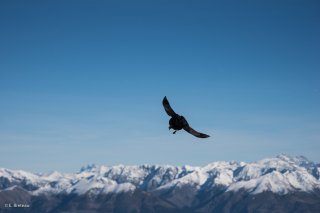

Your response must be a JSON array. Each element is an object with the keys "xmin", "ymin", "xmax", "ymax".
[{"xmin": 1, "ymin": 0, "xmax": 319, "ymax": 172}]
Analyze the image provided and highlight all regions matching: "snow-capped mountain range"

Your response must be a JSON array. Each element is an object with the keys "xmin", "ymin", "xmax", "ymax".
[{"xmin": 1, "ymin": 154, "xmax": 319, "ymax": 196}]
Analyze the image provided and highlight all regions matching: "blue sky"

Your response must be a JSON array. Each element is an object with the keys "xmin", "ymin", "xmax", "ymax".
[{"xmin": 0, "ymin": 0, "xmax": 319, "ymax": 172}]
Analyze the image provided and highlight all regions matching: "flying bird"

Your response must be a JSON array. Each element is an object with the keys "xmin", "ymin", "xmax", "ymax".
[{"xmin": 162, "ymin": 96, "xmax": 210, "ymax": 138}]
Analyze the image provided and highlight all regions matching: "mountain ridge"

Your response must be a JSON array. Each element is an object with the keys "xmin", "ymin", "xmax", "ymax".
[
  {"xmin": 1, "ymin": 154, "xmax": 319, "ymax": 196},
  {"xmin": 1, "ymin": 154, "xmax": 320, "ymax": 213}
]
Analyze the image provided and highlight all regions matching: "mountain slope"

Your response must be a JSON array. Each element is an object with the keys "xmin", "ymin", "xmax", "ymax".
[{"xmin": 1, "ymin": 154, "xmax": 320, "ymax": 213}]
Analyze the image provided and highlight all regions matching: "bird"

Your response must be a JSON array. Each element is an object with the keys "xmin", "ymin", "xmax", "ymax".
[{"xmin": 162, "ymin": 96, "xmax": 210, "ymax": 138}]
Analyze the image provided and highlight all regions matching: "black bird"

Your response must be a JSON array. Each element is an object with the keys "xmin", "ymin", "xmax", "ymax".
[{"xmin": 162, "ymin": 96, "xmax": 210, "ymax": 138}]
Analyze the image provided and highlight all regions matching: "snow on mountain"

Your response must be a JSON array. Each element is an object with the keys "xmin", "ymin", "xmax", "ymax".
[
  {"xmin": 1, "ymin": 154, "xmax": 319, "ymax": 196},
  {"xmin": 67, "ymin": 175, "xmax": 135, "ymax": 195}
]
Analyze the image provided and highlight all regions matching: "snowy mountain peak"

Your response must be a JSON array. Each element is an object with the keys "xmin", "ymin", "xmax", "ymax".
[
  {"xmin": 1, "ymin": 155, "xmax": 319, "ymax": 196},
  {"xmin": 277, "ymin": 154, "xmax": 311, "ymax": 165},
  {"xmin": 79, "ymin": 164, "xmax": 98, "ymax": 173}
]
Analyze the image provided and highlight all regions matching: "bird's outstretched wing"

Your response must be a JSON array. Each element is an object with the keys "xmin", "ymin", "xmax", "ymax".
[
  {"xmin": 162, "ymin": 96, "xmax": 177, "ymax": 117},
  {"xmin": 183, "ymin": 126, "xmax": 210, "ymax": 138}
]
